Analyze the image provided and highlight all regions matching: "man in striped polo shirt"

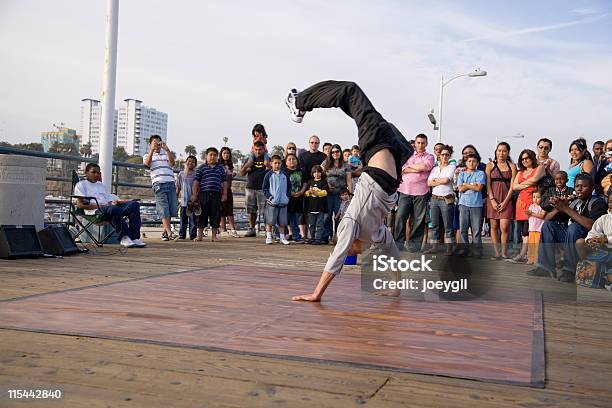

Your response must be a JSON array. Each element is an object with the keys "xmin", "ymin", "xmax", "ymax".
[
  {"xmin": 144, "ymin": 134, "xmax": 178, "ymax": 241},
  {"xmin": 191, "ymin": 147, "xmax": 227, "ymax": 242}
]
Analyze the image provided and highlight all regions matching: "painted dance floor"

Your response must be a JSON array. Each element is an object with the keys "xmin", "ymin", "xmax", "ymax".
[{"xmin": 0, "ymin": 265, "xmax": 544, "ymax": 387}]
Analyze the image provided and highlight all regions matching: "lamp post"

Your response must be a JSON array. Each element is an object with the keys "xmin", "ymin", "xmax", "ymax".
[{"xmin": 436, "ymin": 69, "xmax": 487, "ymax": 143}]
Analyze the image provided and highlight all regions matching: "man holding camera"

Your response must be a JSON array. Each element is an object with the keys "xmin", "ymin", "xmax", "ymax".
[{"xmin": 143, "ymin": 134, "xmax": 178, "ymax": 241}]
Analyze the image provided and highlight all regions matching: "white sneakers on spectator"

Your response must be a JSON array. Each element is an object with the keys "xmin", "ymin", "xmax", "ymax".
[
  {"xmin": 286, "ymin": 88, "xmax": 305, "ymax": 123},
  {"xmin": 265, "ymin": 236, "xmax": 274, "ymax": 245},
  {"xmin": 132, "ymin": 239, "xmax": 147, "ymax": 247},
  {"xmin": 279, "ymin": 237, "xmax": 291, "ymax": 245},
  {"xmin": 120, "ymin": 236, "xmax": 137, "ymax": 248},
  {"xmin": 120, "ymin": 236, "xmax": 146, "ymax": 248}
]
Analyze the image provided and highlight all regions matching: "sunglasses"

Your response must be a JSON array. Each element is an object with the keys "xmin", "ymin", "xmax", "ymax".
[
  {"xmin": 521, "ymin": 156, "xmax": 530, "ymax": 161},
  {"xmin": 332, "ymin": 150, "xmax": 341, "ymax": 154},
  {"xmin": 287, "ymin": 147, "xmax": 296, "ymax": 150}
]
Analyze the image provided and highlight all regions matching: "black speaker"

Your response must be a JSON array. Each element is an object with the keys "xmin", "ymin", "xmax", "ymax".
[
  {"xmin": 38, "ymin": 225, "xmax": 80, "ymax": 256},
  {"xmin": 0, "ymin": 225, "xmax": 44, "ymax": 259}
]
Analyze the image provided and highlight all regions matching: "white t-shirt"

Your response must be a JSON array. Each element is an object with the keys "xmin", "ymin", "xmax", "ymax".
[
  {"xmin": 147, "ymin": 151, "xmax": 175, "ymax": 185},
  {"xmin": 428, "ymin": 164, "xmax": 456, "ymax": 196},
  {"xmin": 74, "ymin": 179, "xmax": 119, "ymax": 206}
]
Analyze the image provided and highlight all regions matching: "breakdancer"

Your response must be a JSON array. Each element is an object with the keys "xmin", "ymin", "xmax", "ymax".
[{"xmin": 287, "ymin": 81, "xmax": 414, "ymax": 301}]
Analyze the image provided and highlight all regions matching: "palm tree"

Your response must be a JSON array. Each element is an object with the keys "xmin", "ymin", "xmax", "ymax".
[
  {"xmin": 184, "ymin": 144, "xmax": 197, "ymax": 157},
  {"xmin": 80, "ymin": 142, "xmax": 92, "ymax": 157},
  {"xmin": 271, "ymin": 144, "xmax": 285, "ymax": 158}
]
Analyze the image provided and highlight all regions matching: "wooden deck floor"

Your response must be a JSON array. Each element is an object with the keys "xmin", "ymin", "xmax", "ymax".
[{"xmin": 1, "ymin": 237, "xmax": 611, "ymax": 407}]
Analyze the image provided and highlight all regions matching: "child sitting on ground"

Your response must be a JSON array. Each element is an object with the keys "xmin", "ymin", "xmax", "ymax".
[
  {"xmin": 305, "ymin": 165, "xmax": 329, "ymax": 245},
  {"xmin": 262, "ymin": 155, "xmax": 292, "ymax": 245},
  {"xmin": 525, "ymin": 190, "xmax": 547, "ymax": 264}
]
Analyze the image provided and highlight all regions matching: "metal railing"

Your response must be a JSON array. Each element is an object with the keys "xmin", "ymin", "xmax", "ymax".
[{"xmin": 0, "ymin": 146, "xmax": 247, "ymax": 227}]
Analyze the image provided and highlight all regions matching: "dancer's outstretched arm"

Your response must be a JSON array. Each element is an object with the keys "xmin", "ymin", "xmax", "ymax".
[{"xmin": 292, "ymin": 271, "xmax": 335, "ymax": 302}]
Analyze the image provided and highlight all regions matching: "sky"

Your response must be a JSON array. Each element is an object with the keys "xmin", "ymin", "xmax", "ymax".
[{"xmin": 1, "ymin": 0, "xmax": 611, "ymax": 167}]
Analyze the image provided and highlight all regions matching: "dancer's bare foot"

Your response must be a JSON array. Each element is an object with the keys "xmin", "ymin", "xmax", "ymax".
[
  {"xmin": 292, "ymin": 293, "xmax": 321, "ymax": 302},
  {"xmin": 211, "ymin": 236, "xmax": 220, "ymax": 242},
  {"xmin": 374, "ymin": 289, "xmax": 400, "ymax": 297},
  {"xmin": 194, "ymin": 236, "xmax": 203, "ymax": 242}
]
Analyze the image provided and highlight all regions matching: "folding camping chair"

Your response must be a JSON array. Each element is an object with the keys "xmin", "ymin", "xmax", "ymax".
[{"xmin": 67, "ymin": 169, "xmax": 125, "ymax": 247}]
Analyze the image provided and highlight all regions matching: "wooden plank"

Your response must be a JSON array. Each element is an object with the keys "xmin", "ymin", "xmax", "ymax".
[{"xmin": 0, "ymin": 329, "xmax": 388, "ymax": 397}]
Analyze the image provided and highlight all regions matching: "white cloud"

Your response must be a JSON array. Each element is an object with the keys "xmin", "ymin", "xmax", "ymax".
[{"xmin": 462, "ymin": 12, "xmax": 611, "ymax": 43}]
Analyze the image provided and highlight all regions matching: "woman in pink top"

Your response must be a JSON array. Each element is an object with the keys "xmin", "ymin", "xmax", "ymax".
[
  {"xmin": 485, "ymin": 142, "xmax": 517, "ymax": 259},
  {"xmin": 508, "ymin": 149, "xmax": 546, "ymax": 263}
]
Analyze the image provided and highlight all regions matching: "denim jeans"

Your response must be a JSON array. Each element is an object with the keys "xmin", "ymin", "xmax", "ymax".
[
  {"xmin": 308, "ymin": 212, "xmax": 326, "ymax": 242},
  {"xmin": 537, "ymin": 221, "xmax": 589, "ymax": 273},
  {"xmin": 153, "ymin": 181, "xmax": 178, "ymax": 219},
  {"xmin": 288, "ymin": 211, "xmax": 302, "ymax": 240},
  {"xmin": 459, "ymin": 205, "xmax": 483, "ymax": 254},
  {"xmin": 394, "ymin": 192, "xmax": 429, "ymax": 250},
  {"xmin": 430, "ymin": 197, "xmax": 455, "ymax": 243},
  {"xmin": 179, "ymin": 206, "xmax": 197, "ymax": 239},
  {"xmin": 99, "ymin": 200, "xmax": 142, "ymax": 240},
  {"xmin": 323, "ymin": 191, "xmax": 341, "ymax": 241}
]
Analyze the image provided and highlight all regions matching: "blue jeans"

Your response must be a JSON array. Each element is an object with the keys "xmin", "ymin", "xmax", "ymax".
[
  {"xmin": 537, "ymin": 221, "xmax": 589, "ymax": 273},
  {"xmin": 308, "ymin": 212, "xmax": 326, "ymax": 242},
  {"xmin": 459, "ymin": 205, "xmax": 483, "ymax": 254},
  {"xmin": 430, "ymin": 197, "xmax": 454, "ymax": 243},
  {"xmin": 288, "ymin": 211, "xmax": 302, "ymax": 240},
  {"xmin": 323, "ymin": 191, "xmax": 341, "ymax": 241},
  {"xmin": 179, "ymin": 206, "xmax": 197, "ymax": 239},
  {"xmin": 153, "ymin": 181, "xmax": 178, "ymax": 219},
  {"xmin": 99, "ymin": 201, "xmax": 142, "ymax": 240},
  {"xmin": 394, "ymin": 193, "xmax": 429, "ymax": 250}
]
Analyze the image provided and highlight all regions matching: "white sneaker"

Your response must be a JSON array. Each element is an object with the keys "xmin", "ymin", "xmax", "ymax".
[
  {"xmin": 132, "ymin": 239, "xmax": 147, "ymax": 247},
  {"xmin": 120, "ymin": 236, "xmax": 137, "ymax": 248},
  {"xmin": 280, "ymin": 238, "xmax": 291, "ymax": 245},
  {"xmin": 286, "ymin": 88, "xmax": 305, "ymax": 123},
  {"xmin": 265, "ymin": 236, "xmax": 273, "ymax": 245},
  {"xmin": 230, "ymin": 230, "xmax": 240, "ymax": 238}
]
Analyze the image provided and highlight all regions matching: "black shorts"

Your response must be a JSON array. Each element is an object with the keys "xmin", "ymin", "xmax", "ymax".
[{"xmin": 198, "ymin": 191, "xmax": 221, "ymax": 228}]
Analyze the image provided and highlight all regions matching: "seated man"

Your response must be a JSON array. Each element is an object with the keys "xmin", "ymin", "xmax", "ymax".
[
  {"xmin": 528, "ymin": 173, "xmax": 606, "ymax": 282},
  {"xmin": 74, "ymin": 163, "xmax": 146, "ymax": 248},
  {"xmin": 286, "ymin": 80, "xmax": 414, "ymax": 301}
]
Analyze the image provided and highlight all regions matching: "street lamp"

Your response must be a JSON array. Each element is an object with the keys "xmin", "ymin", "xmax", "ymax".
[{"xmin": 436, "ymin": 69, "xmax": 487, "ymax": 142}]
